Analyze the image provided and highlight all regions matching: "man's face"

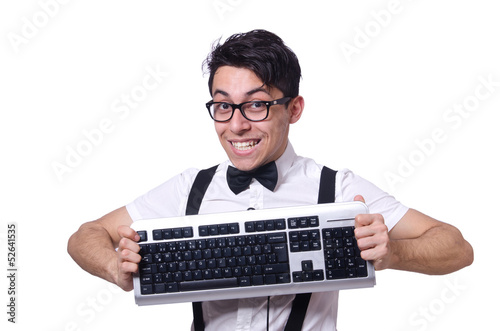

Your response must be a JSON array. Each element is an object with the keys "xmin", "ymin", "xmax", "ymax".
[{"xmin": 211, "ymin": 66, "xmax": 301, "ymax": 171}]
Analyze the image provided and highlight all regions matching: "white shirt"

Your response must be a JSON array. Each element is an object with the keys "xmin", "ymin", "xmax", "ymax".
[{"xmin": 126, "ymin": 142, "xmax": 408, "ymax": 331}]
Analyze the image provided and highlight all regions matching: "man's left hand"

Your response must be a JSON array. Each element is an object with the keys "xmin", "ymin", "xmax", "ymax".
[{"xmin": 353, "ymin": 195, "xmax": 392, "ymax": 271}]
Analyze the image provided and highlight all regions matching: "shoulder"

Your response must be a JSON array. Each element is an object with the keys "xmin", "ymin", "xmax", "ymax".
[
  {"xmin": 125, "ymin": 167, "xmax": 212, "ymax": 221},
  {"xmin": 335, "ymin": 168, "xmax": 409, "ymax": 231}
]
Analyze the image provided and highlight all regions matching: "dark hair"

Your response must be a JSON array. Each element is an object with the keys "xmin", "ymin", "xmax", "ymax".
[{"xmin": 203, "ymin": 29, "xmax": 301, "ymax": 98}]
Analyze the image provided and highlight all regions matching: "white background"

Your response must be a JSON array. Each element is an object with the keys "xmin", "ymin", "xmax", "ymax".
[{"xmin": 1, "ymin": 1, "xmax": 499, "ymax": 330}]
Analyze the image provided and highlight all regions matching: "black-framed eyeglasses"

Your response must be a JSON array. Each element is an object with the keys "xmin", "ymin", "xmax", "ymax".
[{"xmin": 206, "ymin": 97, "xmax": 291, "ymax": 122}]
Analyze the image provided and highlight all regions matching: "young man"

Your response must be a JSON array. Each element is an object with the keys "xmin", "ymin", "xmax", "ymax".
[{"xmin": 68, "ymin": 30, "xmax": 473, "ymax": 330}]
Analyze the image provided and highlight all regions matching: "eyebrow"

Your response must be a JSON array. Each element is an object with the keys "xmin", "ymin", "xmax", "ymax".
[{"xmin": 213, "ymin": 85, "xmax": 272, "ymax": 99}]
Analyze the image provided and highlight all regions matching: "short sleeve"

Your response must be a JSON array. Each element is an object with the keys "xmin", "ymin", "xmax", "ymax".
[
  {"xmin": 335, "ymin": 169, "xmax": 409, "ymax": 231},
  {"xmin": 126, "ymin": 168, "xmax": 199, "ymax": 221}
]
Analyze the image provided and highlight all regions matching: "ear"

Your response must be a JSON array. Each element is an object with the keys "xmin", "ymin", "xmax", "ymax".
[{"xmin": 288, "ymin": 96, "xmax": 304, "ymax": 124}]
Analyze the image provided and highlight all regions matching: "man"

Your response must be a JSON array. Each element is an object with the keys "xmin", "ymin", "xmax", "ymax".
[{"xmin": 68, "ymin": 30, "xmax": 473, "ymax": 330}]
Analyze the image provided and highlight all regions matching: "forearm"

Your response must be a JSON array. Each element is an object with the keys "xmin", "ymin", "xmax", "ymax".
[
  {"xmin": 67, "ymin": 221, "xmax": 119, "ymax": 285},
  {"xmin": 388, "ymin": 224, "xmax": 474, "ymax": 275}
]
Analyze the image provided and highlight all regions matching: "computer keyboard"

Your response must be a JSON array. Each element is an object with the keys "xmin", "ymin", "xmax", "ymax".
[{"xmin": 131, "ymin": 202, "xmax": 375, "ymax": 306}]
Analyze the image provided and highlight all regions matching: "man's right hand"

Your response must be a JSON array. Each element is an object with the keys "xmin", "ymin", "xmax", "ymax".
[{"xmin": 115, "ymin": 225, "xmax": 142, "ymax": 291}]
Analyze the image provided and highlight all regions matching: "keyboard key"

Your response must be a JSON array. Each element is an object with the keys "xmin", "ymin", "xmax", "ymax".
[
  {"xmin": 288, "ymin": 218, "xmax": 299, "ymax": 229},
  {"xmin": 162, "ymin": 229, "xmax": 173, "ymax": 239},
  {"xmin": 239, "ymin": 276, "xmax": 251, "ymax": 286},
  {"xmin": 141, "ymin": 284, "xmax": 153, "ymax": 294},
  {"xmin": 299, "ymin": 218, "xmax": 309, "ymax": 228},
  {"xmin": 154, "ymin": 283, "xmax": 166, "ymax": 293},
  {"xmin": 327, "ymin": 269, "xmax": 346, "ymax": 279},
  {"xmin": 313, "ymin": 270, "xmax": 324, "ymax": 281},
  {"xmin": 273, "ymin": 244, "xmax": 288, "ymax": 263},
  {"xmin": 292, "ymin": 272, "xmax": 303, "ymax": 282},
  {"xmin": 308, "ymin": 216, "xmax": 319, "ymax": 227},
  {"xmin": 267, "ymin": 232, "xmax": 286, "ymax": 243},
  {"xmin": 137, "ymin": 231, "xmax": 147, "ymax": 242},
  {"xmin": 198, "ymin": 226, "xmax": 208, "ymax": 236},
  {"xmin": 208, "ymin": 225, "xmax": 218, "ymax": 236},
  {"xmin": 245, "ymin": 222, "xmax": 255, "ymax": 233},
  {"xmin": 277, "ymin": 273, "xmax": 291, "ymax": 283},
  {"xmin": 229, "ymin": 223, "xmax": 240, "ymax": 234},
  {"xmin": 342, "ymin": 227, "xmax": 354, "ymax": 237},
  {"xmin": 180, "ymin": 278, "xmax": 239, "ymax": 292},
  {"xmin": 252, "ymin": 275, "xmax": 264, "ymax": 285},
  {"xmin": 153, "ymin": 230, "xmax": 162, "ymax": 240},
  {"xmin": 290, "ymin": 242, "xmax": 300, "ymax": 252},
  {"xmin": 265, "ymin": 274, "xmax": 277, "ymax": 284},
  {"xmin": 166, "ymin": 282, "xmax": 179, "ymax": 292},
  {"xmin": 263, "ymin": 263, "xmax": 289, "ymax": 274},
  {"xmin": 275, "ymin": 219, "xmax": 286, "ymax": 230},
  {"xmin": 218, "ymin": 224, "xmax": 228, "ymax": 235},
  {"xmin": 183, "ymin": 227, "xmax": 194, "ymax": 238},
  {"xmin": 265, "ymin": 220, "xmax": 275, "ymax": 231},
  {"xmin": 141, "ymin": 275, "xmax": 153, "ymax": 284},
  {"xmin": 301, "ymin": 260, "xmax": 313, "ymax": 271},
  {"xmin": 173, "ymin": 228, "xmax": 183, "ymax": 238}
]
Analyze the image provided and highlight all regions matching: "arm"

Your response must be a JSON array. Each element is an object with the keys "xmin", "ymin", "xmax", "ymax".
[
  {"xmin": 67, "ymin": 206, "xmax": 141, "ymax": 291},
  {"xmin": 353, "ymin": 196, "xmax": 474, "ymax": 275}
]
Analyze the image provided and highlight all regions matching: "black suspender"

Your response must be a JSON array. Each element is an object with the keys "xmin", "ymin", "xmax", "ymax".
[
  {"xmin": 283, "ymin": 166, "xmax": 337, "ymax": 331},
  {"xmin": 186, "ymin": 165, "xmax": 337, "ymax": 331},
  {"xmin": 318, "ymin": 166, "xmax": 337, "ymax": 205},
  {"xmin": 186, "ymin": 166, "xmax": 218, "ymax": 331},
  {"xmin": 186, "ymin": 165, "xmax": 219, "ymax": 216}
]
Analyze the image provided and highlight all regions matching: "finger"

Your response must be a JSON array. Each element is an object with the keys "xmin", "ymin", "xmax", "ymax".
[
  {"xmin": 119, "ymin": 260, "xmax": 139, "ymax": 274},
  {"xmin": 116, "ymin": 263, "xmax": 135, "ymax": 292},
  {"xmin": 355, "ymin": 213, "xmax": 379, "ymax": 228},
  {"xmin": 118, "ymin": 237, "xmax": 141, "ymax": 254},
  {"xmin": 353, "ymin": 195, "xmax": 366, "ymax": 203},
  {"xmin": 359, "ymin": 243, "xmax": 390, "ymax": 269},
  {"xmin": 118, "ymin": 245, "xmax": 142, "ymax": 264},
  {"xmin": 118, "ymin": 225, "xmax": 140, "ymax": 242}
]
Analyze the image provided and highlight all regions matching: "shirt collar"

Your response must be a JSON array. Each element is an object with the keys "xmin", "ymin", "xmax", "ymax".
[{"xmin": 275, "ymin": 140, "xmax": 296, "ymax": 187}]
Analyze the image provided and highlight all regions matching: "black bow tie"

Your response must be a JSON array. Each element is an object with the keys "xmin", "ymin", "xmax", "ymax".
[{"xmin": 226, "ymin": 162, "xmax": 278, "ymax": 195}]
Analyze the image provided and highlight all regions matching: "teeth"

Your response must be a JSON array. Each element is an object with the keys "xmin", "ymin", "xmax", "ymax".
[{"xmin": 232, "ymin": 141, "xmax": 258, "ymax": 151}]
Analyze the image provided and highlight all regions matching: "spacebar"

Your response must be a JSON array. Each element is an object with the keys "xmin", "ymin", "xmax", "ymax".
[{"xmin": 179, "ymin": 278, "xmax": 239, "ymax": 292}]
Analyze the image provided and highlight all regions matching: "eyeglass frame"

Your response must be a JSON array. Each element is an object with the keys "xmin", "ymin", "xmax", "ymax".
[{"xmin": 205, "ymin": 97, "xmax": 292, "ymax": 122}]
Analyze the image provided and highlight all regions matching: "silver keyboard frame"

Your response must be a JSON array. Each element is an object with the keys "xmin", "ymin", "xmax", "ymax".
[{"xmin": 132, "ymin": 202, "xmax": 375, "ymax": 306}]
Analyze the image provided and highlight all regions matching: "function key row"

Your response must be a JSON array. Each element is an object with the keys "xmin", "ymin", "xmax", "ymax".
[
  {"xmin": 152, "ymin": 227, "xmax": 194, "ymax": 241},
  {"xmin": 245, "ymin": 218, "xmax": 286, "ymax": 233},
  {"xmin": 199, "ymin": 223, "xmax": 240, "ymax": 237},
  {"xmin": 288, "ymin": 216, "xmax": 319, "ymax": 229}
]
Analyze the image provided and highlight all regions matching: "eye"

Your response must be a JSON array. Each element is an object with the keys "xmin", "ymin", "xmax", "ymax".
[
  {"xmin": 215, "ymin": 102, "xmax": 232, "ymax": 112},
  {"xmin": 248, "ymin": 101, "xmax": 266, "ymax": 110}
]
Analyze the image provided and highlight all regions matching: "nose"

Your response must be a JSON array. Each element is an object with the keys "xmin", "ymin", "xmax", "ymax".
[{"xmin": 229, "ymin": 107, "xmax": 251, "ymax": 134}]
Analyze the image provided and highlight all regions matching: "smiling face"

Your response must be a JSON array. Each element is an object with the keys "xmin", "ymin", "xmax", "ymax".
[{"xmin": 211, "ymin": 66, "xmax": 304, "ymax": 171}]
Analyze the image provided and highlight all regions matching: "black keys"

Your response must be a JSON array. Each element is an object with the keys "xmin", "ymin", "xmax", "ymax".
[
  {"xmin": 144, "ymin": 227, "xmax": 194, "ymax": 241},
  {"xmin": 137, "ymin": 219, "xmax": 369, "ymax": 298},
  {"xmin": 288, "ymin": 216, "xmax": 319, "ymax": 229},
  {"xmin": 179, "ymin": 278, "xmax": 239, "ymax": 292},
  {"xmin": 292, "ymin": 260, "xmax": 324, "ymax": 283},
  {"xmin": 200, "ymin": 223, "xmax": 240, "ymax": 237},
  {"xmin": 289, "ymin": 229, "xmax": 321, "ymax": 252},
  {"xmin": 322, "ymin": 226, "xmax": 368, "ymax": 280},
  {"xmin": 245, "ymin": 218, "xmax": 285, "ymax": 233},
  {"xmin": 138, "ymin": 229, "xmax": 291, "ymax": 295}
]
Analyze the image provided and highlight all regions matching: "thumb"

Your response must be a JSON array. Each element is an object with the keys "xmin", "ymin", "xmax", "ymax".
[
  {"xmin": 117, "ymin": 225, "xmax": 140, "ymax": 242},
  {"xmin": 354, "ymin": 195, "xmax": 366, "ymax": 203}
]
